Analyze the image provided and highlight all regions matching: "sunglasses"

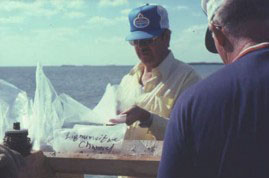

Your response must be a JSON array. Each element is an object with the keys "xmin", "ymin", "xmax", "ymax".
[{"xmin": 129, "ymin": 36, "xmax": 159, "ymax": 46}]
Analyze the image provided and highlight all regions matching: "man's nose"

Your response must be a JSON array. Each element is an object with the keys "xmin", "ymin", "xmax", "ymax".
[
  {"xmin": 137, "ymin": 41, "xmax": 147, "ymax": 48},
  {"xmin": 136, "ymin": 45, "xmax": 147, "ymax": 51}
]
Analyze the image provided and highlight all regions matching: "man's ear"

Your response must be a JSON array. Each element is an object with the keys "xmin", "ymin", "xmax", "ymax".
[
  {"xmin": 210, "ymin": 23, "xmax": 226, "ymax": 47},
  {"xmin": 162, "ymin": 30, "xmax": 171, "ymax": 47}
]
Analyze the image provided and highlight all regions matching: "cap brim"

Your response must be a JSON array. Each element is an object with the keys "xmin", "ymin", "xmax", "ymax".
[
  {"xmin": 205, "ymin": 27, "xmax": 218, "ymax": 53},
  {"xmin": 125, "ymin": 29, "xmax": 164, "ymax": 41}
]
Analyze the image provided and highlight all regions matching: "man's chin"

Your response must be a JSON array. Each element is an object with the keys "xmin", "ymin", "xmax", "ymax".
[
  {"xmin": 140, "ymin": 56, "xmax": 153, "ymax": 63},
  {"xmin": 141, "ymin": 61, "xmax": 154, "ymax": 67}
]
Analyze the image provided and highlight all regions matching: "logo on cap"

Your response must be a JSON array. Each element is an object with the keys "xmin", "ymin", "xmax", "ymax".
[{"xmin": 133, "ymin": 13, "xmax": 150, "ymax": 28}]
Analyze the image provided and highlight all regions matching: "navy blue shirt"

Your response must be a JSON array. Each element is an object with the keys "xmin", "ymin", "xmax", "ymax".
[{"xmin": 158, "ymin": 48, "xmax": 269, "ymax": 178}]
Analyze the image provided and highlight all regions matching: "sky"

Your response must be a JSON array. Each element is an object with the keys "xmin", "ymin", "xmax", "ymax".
[{"xmin": 0, "ymin": 0, "xmax": 221, "ymax": 66}]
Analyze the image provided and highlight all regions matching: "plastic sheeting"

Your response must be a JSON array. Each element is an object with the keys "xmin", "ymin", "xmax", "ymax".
[
  {"xmin": 0, "ymin": 64, "xmax": 127, "ymax": 153},
  {"xmin": 0, "ymin": 80, "xmax": 29, "ymax": 142}
]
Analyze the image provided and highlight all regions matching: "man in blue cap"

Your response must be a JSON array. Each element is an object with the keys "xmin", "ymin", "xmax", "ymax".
[
  {"xmin": 158, "ymin": 0, "xmax": 269, "ymax": 177},
  {"xmin": 110, "ymin": 4, "xmax": 200, "ymax": 146}
]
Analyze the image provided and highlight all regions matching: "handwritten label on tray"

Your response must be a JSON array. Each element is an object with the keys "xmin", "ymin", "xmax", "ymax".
[{"xmin": 52, "ymin": 124, "xmax": 127, "ymax": 153}]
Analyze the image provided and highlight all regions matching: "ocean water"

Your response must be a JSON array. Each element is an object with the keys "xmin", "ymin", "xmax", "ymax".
[
  {"xmin": 0, "ymin": 64, "xmax": 223, "ymax": 109},
  {"xmin": 0, "ymin": 64, "xmax": 223, "ymax": 178}
]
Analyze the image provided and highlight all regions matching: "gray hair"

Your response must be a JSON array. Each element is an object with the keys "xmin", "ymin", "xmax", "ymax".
[{"xmin": 213, "ymin": 0, "xmax": 269, "ymax": 42}]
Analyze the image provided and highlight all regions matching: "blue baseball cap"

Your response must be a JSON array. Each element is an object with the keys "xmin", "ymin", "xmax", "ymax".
[{"xmin": 126, "ymin": 4, "xmax": 169, "ymax": 41}]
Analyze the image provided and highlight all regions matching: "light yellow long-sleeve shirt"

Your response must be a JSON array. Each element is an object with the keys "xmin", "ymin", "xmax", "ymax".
[{"xmin": 117, "ymin": 51, "xmax": 201, "ymax": 141}]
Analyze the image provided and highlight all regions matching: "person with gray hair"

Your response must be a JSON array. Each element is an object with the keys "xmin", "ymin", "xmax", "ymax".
[{"xmin": 158, "ymin": 0, "xmax": 269, "ymax": 177}]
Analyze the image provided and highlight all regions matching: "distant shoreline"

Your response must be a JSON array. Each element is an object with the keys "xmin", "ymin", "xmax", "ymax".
[
  {"xmin": 0, "ymin": 63, "xmax": 223, "ymax": 68},
  {"xmin": 60, "ymin": 63, "xmax": 224, "ymax": 67},
  {"xmin": 188, "ymin": 62, "xmax": 223, "ymax": 65}
]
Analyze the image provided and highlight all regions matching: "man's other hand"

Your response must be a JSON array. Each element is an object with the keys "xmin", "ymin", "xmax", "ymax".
[{"xmin": 121, "ymin": 105, "xmax": 151, "ymax": 126}]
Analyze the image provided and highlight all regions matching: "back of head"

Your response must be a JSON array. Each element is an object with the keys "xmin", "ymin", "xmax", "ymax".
[
  {"xmin": 215, "ymin": 0, "xmax": 269, "ymax": 42},
  {"xmin": 202, "ymin": 0, "xmax": 269, "ymax": 53}
]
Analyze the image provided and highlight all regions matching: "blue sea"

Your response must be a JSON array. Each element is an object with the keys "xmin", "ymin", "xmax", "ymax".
[
  {"xmin": 0, "ymin": 64, "xmax": 223, "ymax": 109},
  {"xmin": 0, "ymin": 64, "xmax": 223, "ymax": 178}
]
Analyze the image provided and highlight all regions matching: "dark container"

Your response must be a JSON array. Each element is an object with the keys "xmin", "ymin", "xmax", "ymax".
[{"xmin": 3, "ymin": 122, "xmax": 32, "ymax": 156}]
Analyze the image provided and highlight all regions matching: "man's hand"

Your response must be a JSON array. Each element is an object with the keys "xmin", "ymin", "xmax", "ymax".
[
  {"xmin": 109, "ymin": 114, "xmax": 127, "ymax": 124},
  {"xmin": 116, "ymin": 105, "xmax": 151, "ymax": 126}
]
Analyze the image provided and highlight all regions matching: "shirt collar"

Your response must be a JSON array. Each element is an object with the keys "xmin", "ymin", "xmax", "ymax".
[
  {"xmin": 130, "ymin": 51, "xmax": 175, "ymax": 80},
  {"xmin": 233, "ymin": 42, "xmax": 269, "ymax": 62}
]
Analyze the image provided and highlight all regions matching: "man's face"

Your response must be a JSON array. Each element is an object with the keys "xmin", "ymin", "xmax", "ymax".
[{"xmin": 130, "ymin": 33, "xmax": 169, "ymax": 70}]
